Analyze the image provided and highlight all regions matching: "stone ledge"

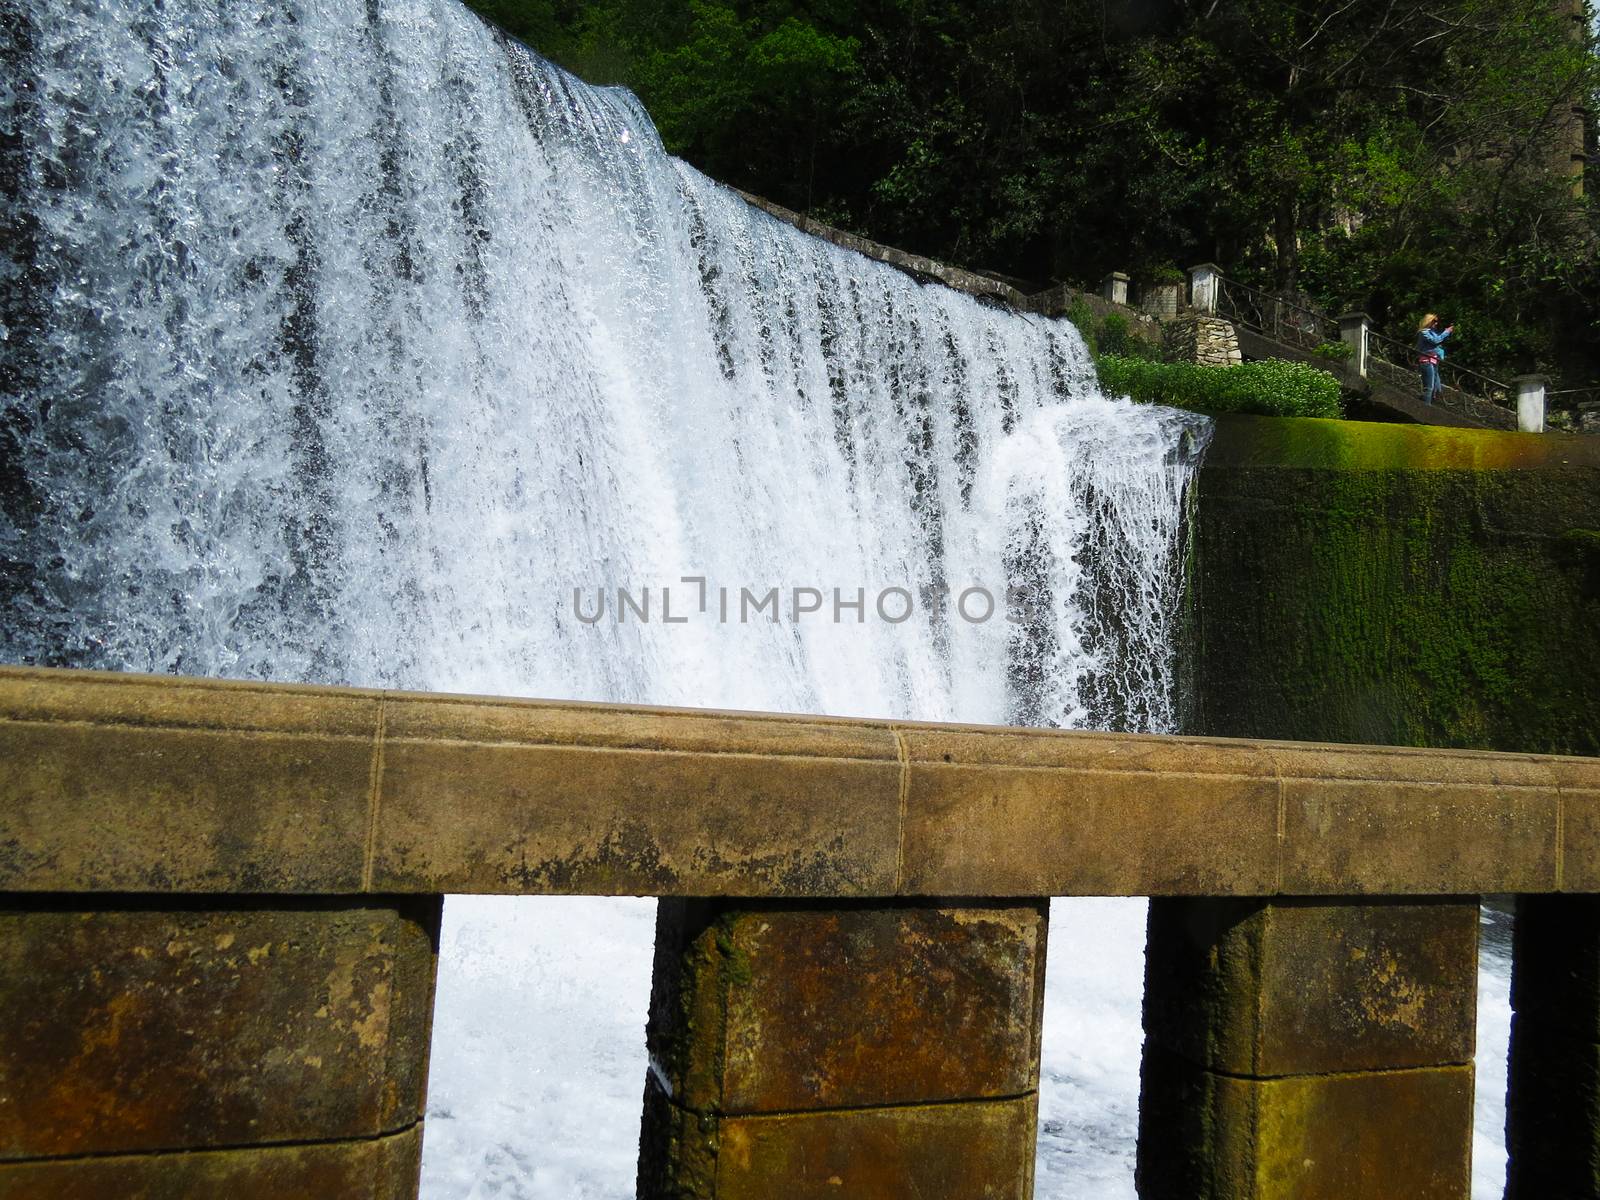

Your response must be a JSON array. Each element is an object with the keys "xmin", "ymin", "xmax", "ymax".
[
  {"xmin": 734, "ymin": 190, "xmax": 1032, "ymax": 308},
  {"xmin": 3, "ymin": 665, "xmax": 1599, "ymax": 897},
  {"xmin": 1205, "ymin": 412, "xmax": 1600, "ymax": 471}
]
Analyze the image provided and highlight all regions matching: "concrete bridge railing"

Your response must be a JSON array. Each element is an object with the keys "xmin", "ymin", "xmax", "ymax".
[{"xmin": 4, "ymin": 665, "xmax": 1599, "ymax": 1198}]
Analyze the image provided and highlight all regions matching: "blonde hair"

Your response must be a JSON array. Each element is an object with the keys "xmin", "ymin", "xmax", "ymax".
[{"xmin": 1419, "ymin": 313, "xmax": 1439, "ymax": 331}]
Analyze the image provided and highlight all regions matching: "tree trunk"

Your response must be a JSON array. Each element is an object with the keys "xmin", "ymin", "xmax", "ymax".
[{"xmin": 1273, "ymin": 196, "xmax": 1299, "ymax": 293}]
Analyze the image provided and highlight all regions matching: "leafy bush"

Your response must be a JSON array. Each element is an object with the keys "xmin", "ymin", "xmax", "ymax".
[
  {"xmin": 1312, "ymin": 340, "xmax": 1353, "ymax": 362},
  {"xmin": 1097, "ymin": 312, "xmax": 1136, "ymax": 357},
  {"xmin": 1064, "ymin": 298, "xmax": 1099, "ymax": 356},
  {"xmin": 1096, "ymin": 356, "xmax": 1343, "ymax": 419}
]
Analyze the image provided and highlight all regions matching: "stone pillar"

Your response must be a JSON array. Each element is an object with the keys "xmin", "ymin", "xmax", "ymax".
[
  {"xmin": 1138, "ymin": 897, "xmax": 1477, "ymax": 1200},
  {"xmin": 1103, "ymin": 271, "xmax": 1130, "ymax": 307},
  {"xmin": 0, "ymin": 895, "xmax": 441, "ymax": 1198},
  {"xmin": 1338, "ymin": 311, "xmax": 1371, "ymax": 379},
  {"xmin": 1188, "ymin": 263, "xmax": 1221, "ymax": 314},
  {"xmin": 1142, "ymin": 282, "xmax": 1182, "ymax": 321},
  {"xmin": 1506, "ymin": 895, "xmax": 1600, "ymax": 1199},
  {"xmin": 1514, "ymin": 373, "xmax": 1547, "ymax": 433},
  {"xmin": 638, "ymin": 899, "xmax": 1047, "ymax": 1200}
]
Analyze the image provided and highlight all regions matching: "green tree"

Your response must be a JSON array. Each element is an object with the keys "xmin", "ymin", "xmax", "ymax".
[{"xmin": 470, "ymin": 0, "xmax": 1600, "ymax": 383}]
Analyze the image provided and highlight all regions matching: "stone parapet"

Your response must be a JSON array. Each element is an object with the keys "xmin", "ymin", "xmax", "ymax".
[
  {"xmin": 734, "ymin": 190, "xmax": 1032, "ymax": 307},
  {"xmin": 3, "ymin": 664, "xmax": 1600, "ymax": 898}
]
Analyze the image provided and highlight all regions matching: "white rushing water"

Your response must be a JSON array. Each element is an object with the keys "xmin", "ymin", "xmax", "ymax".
[{"xmin": 0, "ymin": 1, "xmax": 1507, "ymax": 1197}]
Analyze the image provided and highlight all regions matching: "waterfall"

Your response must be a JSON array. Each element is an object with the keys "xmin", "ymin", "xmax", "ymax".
[{"xmin": 2, "ymin": 1, "xmax": 1210, "ymax": 1196}]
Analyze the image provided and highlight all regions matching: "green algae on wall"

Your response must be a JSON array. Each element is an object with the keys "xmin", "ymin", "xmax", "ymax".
[{"xmin": 1188, "ymin": 416, "xmax": 1600, "ymax": 756}]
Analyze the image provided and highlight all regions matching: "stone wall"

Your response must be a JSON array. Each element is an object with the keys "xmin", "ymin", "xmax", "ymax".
[
  {"xmin": 1163, "ymin": 314, "xmax": 1242, "ymax": 366},
  {"xmin": 735, "ymin": 190, "xmax": 1032, "ymax": 307},
  {"xmin": 735, "ymin": 190, "xmax": 1168, "ymax": 354},
  {"xmin": 1186, "ymin": 415, "xmax": 1600, "ymax": 755}
]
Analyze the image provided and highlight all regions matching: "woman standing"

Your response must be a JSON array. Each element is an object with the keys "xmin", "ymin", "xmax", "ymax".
[{"xmin": 1416, "ymin": 314, "xmax": 1454, "ymax": 405}]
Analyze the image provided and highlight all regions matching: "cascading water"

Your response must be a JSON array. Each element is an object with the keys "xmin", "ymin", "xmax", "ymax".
[{"xmin": 5, "ymin": 1, "xmax": 1223, "ymax": 1196}]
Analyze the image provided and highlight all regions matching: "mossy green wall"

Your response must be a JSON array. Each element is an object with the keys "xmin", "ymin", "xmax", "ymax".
[{"xmin": 1189, "ymin": 416, "xmax": 1600, "ymax": 755}]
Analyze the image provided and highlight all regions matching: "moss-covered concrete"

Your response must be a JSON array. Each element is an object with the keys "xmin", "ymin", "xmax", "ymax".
[{"xmin": 1188, "ymin": 415, "xmax": 1600, "ymax": 755}]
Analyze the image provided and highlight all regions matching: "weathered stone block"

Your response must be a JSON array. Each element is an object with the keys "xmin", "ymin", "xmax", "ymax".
[
  {"xmin": 0, "ymin": 897, "xmax": 439, "ymax": 1158},
  {"xmin": 639, "ymin": 899, "xmax": 1046, "ymax": 1198},
  {"xmin": 1560, "ymin": 794, "xmax": 1600, "ymax": 893},
  {"xmin": 1277, "ymin": 778, "xmax": 1556, "ymax": 894},
  {"xmin": 1138, "ymin": 1047, "xmax": 1473, "ymax": 1200},
  {"xmin": 372, "ymin": 735, "xmax": 902, "ymax": 897},
  {"xmin": 0, "ymin": 719, "xmax": 376, "ymax": 893},
  {"xmin": 640, "ymin": 1074, "xmax": 1035, "ymax": 1200},
  {"xmin": 1144, "ymin": 897, "xmax": 1478, "ymax": 1075},
  {"xmin": 647, "ymin": 899, "xmax": 1047, "ymax": 1112},
  {"xmin": 0, "ymin": 1123, "xmax": 421, "ymax": 1200},
  {"xmin": 898, "ymin": 730, "xmax": 1279, "ymax": 895}
]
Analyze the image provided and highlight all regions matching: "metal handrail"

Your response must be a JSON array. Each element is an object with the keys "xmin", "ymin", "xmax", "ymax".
[
  {"xmin": 1213, "ymin": 272, "xmax": 1514, "ymax": 418},
  {"xmin": 1366, "ymin": 326, "xmax": 1511, "ymax": 419},
  {"xmin": 1546, "ymin": 386, "xmax": 1600, "ymax": 410},
  {"xmin": 1214, "ymin": 278, "xmax": 1341, "ymax": 353}
]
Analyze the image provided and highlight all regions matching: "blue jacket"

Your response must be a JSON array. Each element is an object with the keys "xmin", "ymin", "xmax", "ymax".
[{"xmin": 1416, "ymin": 327, "xmax": 1451, "ymax": 361}]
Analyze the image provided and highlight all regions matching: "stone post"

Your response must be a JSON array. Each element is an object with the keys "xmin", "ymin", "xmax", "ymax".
[
  {"xmin": 638, "ymin": 899, "xmax": 1047, "ymax": 1200},
  {"xmin": 1513, "ymin": 373, "xmax": 1547, "ymax": 433},
  {"xmin": 1102, "ymin": 271, "xmax": 1130, "ymax": 307},
  {"xmin": 1138, "ymin": 897, "xmax": 1478, "ymax": 1200},
  {"xmin": 1338, "ymin": 311, "xmax": 1371, "ymax": 379},
  {"xmin": 1505, "ymin": 896, "xmax": 1600, "ymax": 1198},
  {"xmin": 0, "ymin": 895, "xmax": 441, "ymax": 1198},
  {"xmin": 1188, "ymin": 263, "xmax": 1221, "ymax": 314},
  {"xmin": 1141, "ymin": 282, "xmax": 1182, "ymax": 321}
]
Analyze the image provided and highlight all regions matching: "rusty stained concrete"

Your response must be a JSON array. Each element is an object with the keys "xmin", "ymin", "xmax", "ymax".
[
  {"xmin": 1144, "ymin": 896, "xmax": 1478, "ymax": 1076},
  {"xmin": 646, "ymin": 900, "xmax": 1047, "ymax": 1113},
  {"xmin": 639, "ymin": 899, "xmax": 1046, "ymax": 1198},
  {"xmin": 0, "ymin": 898, "xmax": 439, "ymax": 1159},
  {"xmin": 641, "ymin": 1075, "xmax": 1037, "ymax": 1200}
]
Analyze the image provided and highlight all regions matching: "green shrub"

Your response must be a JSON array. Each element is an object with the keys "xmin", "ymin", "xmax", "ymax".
[
  {"xmin": 1097, "ymin": 312, "xmax": 1134, "ymax": 357},
  {"xmin": 1096, "ymin": 356, "xmax": 1343, "ymax": 419},
  {"xmin": 1064, "ymin": 298, "xmax": 1098, "ymax": 356},
  {"xmin": 1312, "ymin": 339, "xmax": 1353, "ymax": 362}
]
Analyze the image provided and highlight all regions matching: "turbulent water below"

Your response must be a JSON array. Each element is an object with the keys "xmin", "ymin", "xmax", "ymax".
[{"xmin": 1, "ymin": 0, "xmax": 1510, "ymax": 1196}]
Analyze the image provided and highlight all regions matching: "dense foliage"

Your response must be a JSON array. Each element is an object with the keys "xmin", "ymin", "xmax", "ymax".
[
  {"xmin": 1097, "ymin": 356, "xmax": 1344, "ymax": 419},
  {"xmin": 472, "ymin": 0, "xmax": 1600, "ymax": 383}
]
